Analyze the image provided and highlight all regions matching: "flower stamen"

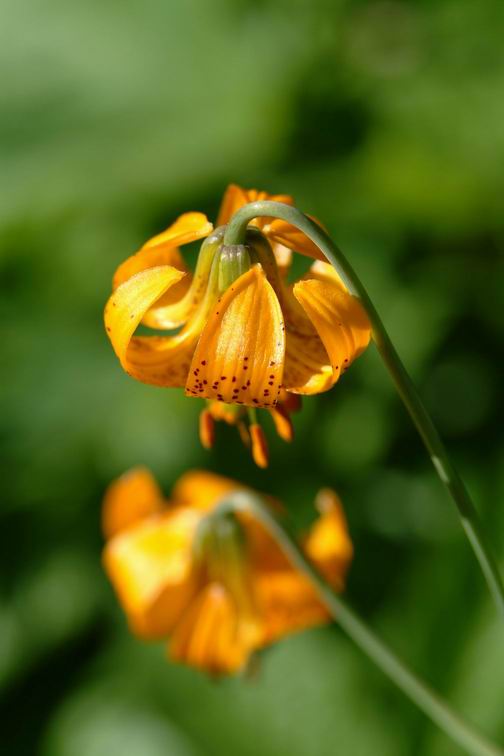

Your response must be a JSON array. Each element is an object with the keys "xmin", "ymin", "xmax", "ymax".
[
  {"xmin": 199, "ymin": 408, "xmax": 215, "ymax": 449},
  {"xmin": 249, "ymin": 422, "xmax": 269, "ymax": 469}
]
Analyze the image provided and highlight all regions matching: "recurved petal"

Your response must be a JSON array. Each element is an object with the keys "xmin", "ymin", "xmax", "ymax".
[
  {"xmin": 169, "ymin": 583, "xmax": 258, "ymax": 675},
  {"xmin": 105, "ymin": 265, "xmax": 198, "ymax": 387},
  {"xmin": 143, "ymin": 212, "xmax": 213, "ymax": 251},
  {"xmin": 245, "ymin": 513, "xmax": 292, "ymax": 574},
  {"xmin": 144, "ymin": 228, "xmax": 223, "ymax": 331},
  {"xmin": 102, "ymin": 467, "xmax": 164, "ymax": 540},
  {"xmin": 255, "ymin": 571, "xmax": 329, "ymax": 646},
  {"xmin": 217, "ymin": 184, "xmax": 250, "ymax": 226},
  {"xmin": 305, "ymin": 489, "xmax": 353, "ymax": 590},
  {"xmin": 112, "ymin": 245, "xmax": 189, "ymax": 290},
  {"xmin": 283, "ymin": 328, "xmax": 333, "ymax": 395},
  {"xmin": 171, "ymin": 470, "xmax": 244, "ymax": 512},
  {"xmin": 103, "ymin": 508, "xmax": 201, "ymax": 638},
  {"xmin": 280, "ymin": 261, "xmax": 347, "ymax": 343},
  {"xmin": 281, "ymin": 282, "xmax": 319, "ymax": 337},
  {"xmin": 130, "ymin": 576, "xmax": 195, "ymax": 640},
  {"xmin": 293, "ymin": 278, "xmax": 371, "ymax": 385},
  {"xmin": 304, "ymin": 260, "xmax": 347, "ymax": 293},
  {"xmin": 123, "ymin": 332, "xmax": 199, "ymax": 387},
  {"xmin": 185, "ymin": 265, "xmax": 285, "ymax": 408},
  {"xmin": 265, "ymin": 218, "xmax": 326, "ymax": 261},
  {"xmin": 217, "ymin": 184, "xmax": 293, "ymax": 226},
  {"xmin": 112, "ymin": 246, "xmax": 191, "ymax": 330},
  {"xmin": 252, "ymin": 492, "xmax": 352, "ymax": 645},
  {"xmin": 105, "ymin": 265, "xmax": 186, "ymax": 364},
  {"xmin": 111, "ymin": 213, "xmax": 212, "ymax": 329}
]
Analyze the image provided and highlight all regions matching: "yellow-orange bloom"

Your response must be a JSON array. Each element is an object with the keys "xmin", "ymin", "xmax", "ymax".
[
  {"xmin": 102, "ymin": 468, "xmax": 353, "ymax": 676},
  {"xmin": 104, "ymin": 185, "xmax": 371, "ymax": 464}
]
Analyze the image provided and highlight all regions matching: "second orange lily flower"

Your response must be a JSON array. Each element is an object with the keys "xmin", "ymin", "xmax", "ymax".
[
  {"xmin": 104, "ymin": 185, "xmax": 371, "ymax": 464},
  {"xmin": 102, "ymin": 467, "xmax": 353, "ymax": 676}
]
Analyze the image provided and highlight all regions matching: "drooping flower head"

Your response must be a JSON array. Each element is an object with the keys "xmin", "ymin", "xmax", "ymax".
[
  {"xmin": 104, "ymin": 185, "xmax": 371, "ymax": 465},
  {"xmin": 102, "ymin": 467, "xmax": 353, "ymax": 675}
]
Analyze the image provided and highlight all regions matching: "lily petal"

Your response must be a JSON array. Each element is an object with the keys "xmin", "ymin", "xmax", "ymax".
[
  {"xmin": 103, "ymin": 508, "xmax": 201, "ymax": 638},
  {"xmin": 279, "ymin": 260, "xmax": 346, "ymax": 336},
  {"xmin": 253, "ymin": 491, "xmax": 353, "ymax": 645},
  {"xmin": 170, "ymin": 583, "xmax": 256, "ymax": 674},
  {"xmin": 217, "ymin": 184, "xmax": 250, "ymax": 226},
  {"xmin": 122, "ymin": 332, "xmax": 198, "ymax": 387},
  {"xmin": 305, "ymin": 489, "xmax": 353, "ymax": 590},
  {"xmin": 112, "ymin": 212, "xmax": 213, "ymax": 330},
  {"xmin": 105, "ymin": 265, "xmax": 200, "ymax": 387},
  {"xmin": 265, "ymin": 218, "xmax": 326, "ymax": 261},
  {"xmin": 245, "ymin": 514, "xmax": 293, "ymax": 574},
  {"xmin": 304, "ymin": 259, "xmax": 347, "ymax": 293},
  {"xmin": 172, "ymin": 470, "xmax": 244, "ymax": 512},
  {"xmin": 185, "ymin": 265, "xmax": 285, "ymax": 408},
  {"xmin": 255, "ymin": 571, "xmax": 328, "ymax": 646},
  {"xmin": 113, "ymin": 246, "xmax": 191, "ymax": 330},
  {"xmin": 113, "ymin": 245, "xmax": 189, "ymax": 291},
  {"xmin": 143, "ymin": 211, "xmax": 213, "ymax": 251},
  {"xmin": 102, "ymin": 467, "xmax": 164, "ymax": 539},
  {"xmin": 283, "ymin": 328, "xmax": 333, "ymax": 394},
  {"xmin": 105, "ymin": 265, "xmax": 186, "ymax": 363},
  {"xmin": 293, "ymin": 278, "xmax": 371, "ymax": 386},
  {"xmin": 113, "ymin": 212, "xmax": 212, "ymax": 291}
]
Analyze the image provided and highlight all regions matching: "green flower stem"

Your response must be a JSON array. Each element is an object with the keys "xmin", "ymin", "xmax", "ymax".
[
  {"xmin": 223, "ymin": 201, "xmax": 504, "ymax": 619},
  {"xmin": 220, "ymin": 492, "xmax": 503, "ymax": 756}
]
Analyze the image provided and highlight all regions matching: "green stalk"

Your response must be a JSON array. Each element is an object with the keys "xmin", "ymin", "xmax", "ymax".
[
  {"xmin": 223, "ymin": 201, "xmax": 504, "ymax": 619},
  {"xmin": 217, "ymin": 492, "xmax": 503, "ymax": 756}
]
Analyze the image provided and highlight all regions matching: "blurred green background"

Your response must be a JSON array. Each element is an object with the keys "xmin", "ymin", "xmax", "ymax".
[{"xmin": 1, "ymin": 0, "xmax": 503, "ymax": 754}]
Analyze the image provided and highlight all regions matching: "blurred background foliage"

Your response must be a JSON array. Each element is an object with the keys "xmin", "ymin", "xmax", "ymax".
[{"xmin": 1, "ymin": 0, "xmax": 503, "ymax": 754}]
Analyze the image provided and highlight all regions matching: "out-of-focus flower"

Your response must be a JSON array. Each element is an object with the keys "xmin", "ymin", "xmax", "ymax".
[
  {"xmin": 103, "ymin": 468, "xmax": 353, "ymax": 676},
  {"xmin": 104, "ymin": 185, "xmax": 371, "ymax": 465}
]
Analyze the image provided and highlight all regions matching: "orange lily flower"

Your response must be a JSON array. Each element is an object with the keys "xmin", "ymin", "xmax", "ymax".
[
  {"xmin": 104, "ymin": 185, "xmax": 371, "ymax": 465},
  {"xmin": 102, "ymin": 468, "xmax": 353, "ymax": 676}
]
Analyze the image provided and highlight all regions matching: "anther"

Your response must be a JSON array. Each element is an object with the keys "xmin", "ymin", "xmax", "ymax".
[
  {"xmin": 250, "ymin": 424, "xmax": 269, "ymax": 469},
  {"xmin": 199, "ymin": 409, "xmax": 215, "ymax": 450}
]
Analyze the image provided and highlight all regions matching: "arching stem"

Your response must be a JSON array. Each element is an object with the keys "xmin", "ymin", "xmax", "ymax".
[{"xmin": 224, "ymin": 201, "xmax": 504, "ymax": 618}]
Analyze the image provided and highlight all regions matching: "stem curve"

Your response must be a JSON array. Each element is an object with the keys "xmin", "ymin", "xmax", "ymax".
[{"xmin": 224, "ymin": 201, "xmax": 504, "ymax": 618}]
